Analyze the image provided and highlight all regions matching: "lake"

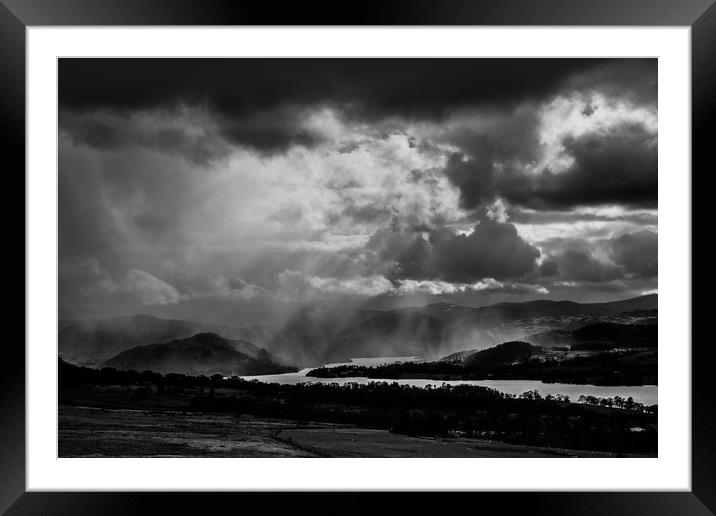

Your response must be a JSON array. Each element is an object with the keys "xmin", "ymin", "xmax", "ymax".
[{"xmin": 239, "ymin": 357, "xmax": 658, "ymax": 406}]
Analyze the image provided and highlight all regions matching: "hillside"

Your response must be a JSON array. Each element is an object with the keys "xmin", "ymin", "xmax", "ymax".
[
  {"xmin": 59, "ymin": 314, "xmax": 260, "ymax": 365},
  {"xmin": 525, "ymin": 321, "xmax": 657, "ymax": 350},
  {"xmin": 463, "ymin": 341, "xmax": 536, "ymax": 367},
  {"xmin": 420, "ymin": 294, "xmax": 657, "ymax": 322},
  {"xmin": 268, "ymin": 295, "xmax": 657, "ymax": 366},
  {"xmin": 102, "ymin": 333, "xmax": 295, "ymax": 376}
]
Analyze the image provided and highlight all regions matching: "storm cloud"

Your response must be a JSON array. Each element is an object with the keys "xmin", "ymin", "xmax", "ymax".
[
  {"xmin": 60, "ymin": 59, "xmax": 647, "ymax": 118},
  {"xmin": 610, "ymin": 230, "xmax": 658, "ymax": 278},
  {"xmin": 58, "ymin": 58, "xmax": 658, "ymax": 319},
  {"xmin": 366, "ymin": 220, "xmax": 542, "ymax": 284},
  {"xmin": 439, "ymin": 97, "xmax": 657, "ymax": 211}
]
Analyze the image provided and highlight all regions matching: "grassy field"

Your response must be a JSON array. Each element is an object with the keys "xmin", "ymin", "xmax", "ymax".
[
  {"xmin": 59, "ymin": 405, "xmax": 316, "ymax": 457},
  {"xmin": 59, "ymin": 401, "xmax": 632, "ymax": 458},
  {"xmin": 275, "ymin": 427, "xmax": 621, "ymax": 458}
]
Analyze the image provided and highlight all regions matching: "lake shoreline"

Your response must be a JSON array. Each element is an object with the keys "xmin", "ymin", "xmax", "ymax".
[
  {"xmin": 239, "ymin": 364, "xmax": 658, "ymax": 406},
  {"xmin": 60, "ymin": 359, "xmax": 658, "ymax": 456}
]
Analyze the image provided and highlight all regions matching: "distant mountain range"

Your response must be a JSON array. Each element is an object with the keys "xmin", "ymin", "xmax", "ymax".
[
  {"xmin": 102, "ymin": 333, "xmax": 294, "ymax": 376},
  {"xmin": 265, "ymin": 294, "xmax": 658, "ymax": 366},
  {"xmin": 59, "ymin": 294, "xmax": 657, "ymax": 370},
  {"xmin": 414, "ymin": 294, "xmax": 657, "ymax": 324},
  {"xmin": 442, "ymin": 320, "xmax": 657, "ymax": 362}
]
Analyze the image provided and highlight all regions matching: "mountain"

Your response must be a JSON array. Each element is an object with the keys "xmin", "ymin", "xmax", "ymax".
[
  {"xmin": 417, "ymin": 294, "xmax": 657, "ymax": 324},
  {"xmin": 571, "ymin": 322, "xmax": 657, "ymax": 349},
  {"xmin": 267, "ymin": 295, "xmax": 657, "ymax": 366},
  {"xmin": 440, "ymin": 349, "xmax": 481, "ymax": 363},
  {"xmin": 58, "ymin": 314, "xmax": 267, "ymax": 366},
  {"xmin": 61, "ymin": 295, "xmax": 658, "ymax": 369},
  {"xmin": 592, "ymin": 295, "xmax": 658, "ymax": 313},
  {"xmin": 524, "ymin": 321, "xmax": 657, "ymax": 350},
  {"xmin": 464, "ymin": 341, "xmax": 536, "ymax": 367},
  {"xmin": 102, "ymin": 333, "xmax": 295, "ymax": 376}
]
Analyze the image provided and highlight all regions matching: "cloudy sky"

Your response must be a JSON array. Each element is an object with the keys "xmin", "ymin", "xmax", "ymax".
[{"xmin": 58, "ymin": 58, "xmax": 657, "ymax": 322}]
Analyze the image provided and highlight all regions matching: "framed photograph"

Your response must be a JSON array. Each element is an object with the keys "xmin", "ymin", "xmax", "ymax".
[{"xmin": 5, "ymin": 0, "xmax": 714, "ymax": 513}]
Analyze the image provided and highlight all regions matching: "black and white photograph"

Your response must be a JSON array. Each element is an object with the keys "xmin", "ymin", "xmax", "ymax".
[{"xmin": 57, "ymin": 57, "xmax": 658, "ymax": 459}]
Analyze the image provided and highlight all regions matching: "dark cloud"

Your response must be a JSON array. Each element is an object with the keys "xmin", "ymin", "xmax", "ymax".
[
  {"xmin": 446, "ymin": 121, "xmax": 657, "ymax": 211},
  {"xmin": 444, "ymin": 151, "xmax": 497, "ymax": 209},
  {"xmin": 226, "ymin": 277, "xmax": 249, "ymax": 291},
  {"xmin": 564, "ymin": 59, "xmax": 657, "ymax": 107},
  {"xmin": 511, "ymin": 123, "xmax": 657, "ymax": 209},
  {"xmin": 219, "ymin": 116, "xmax": 323, "ymax": 153},
  {"xmin": 430, "ymin": 222, "xmax": 540, "ymax": 281},
  {"xmin": 536, "ymin": 230, "xmax": 658, "ymax": 285},
  {"xmin": 59, "ymin": 59, "xmax": 634, "ymax": 115},
  {"xmin": 367, "ymin": 228, "xmax": 434, "ymax": 279},
  {"xmin": 369, "ymin": 221, "xmax": 541, "ymax": 282},
  {"xmin": 610, "ymin": 230, "xmax": 658, "ymax": 278},
  {"xmin": 536, "ymin": 258, "xmax": 560, "ymax": 277},
  {"xmin": 59, "ymin": 58, "xmax": 654, "ymax": 155},
  {"xmin": 551, "ymin": 247, "xmax": 622, "ymax": 283},
  {"xmin": 59, "ymin": 110, "xmax": 231, "ymax": 164}
]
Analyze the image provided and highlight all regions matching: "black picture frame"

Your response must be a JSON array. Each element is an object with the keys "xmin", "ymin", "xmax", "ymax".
[{"xmin": 3, "ymin": 1, "xmax": 714, "ymax": 514}]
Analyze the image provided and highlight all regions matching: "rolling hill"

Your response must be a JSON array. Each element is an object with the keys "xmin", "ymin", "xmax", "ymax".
[
  {"xmin": 446, "ymin": 319, "xmax": 657, "ymax": 362},
  {"xmin": 525, "ymin": 321, "xmax": 657, "ymax": 350},
  {"xmin": 58, "ymin": 314, "xmax": 264, "ymax": 366},
  {"xmin": 102, "ymin": 333, "xmax": 295, "ymax": 376},
  {"xmin": 463, "ymin": 341, "xmax": 536, "ymax": 367}
]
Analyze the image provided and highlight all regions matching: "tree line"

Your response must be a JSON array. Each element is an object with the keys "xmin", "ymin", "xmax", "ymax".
[
  {"xmin": 307, "ymin": 350, "xmax": 657, "ymax": 386},
  {"xmin": 60, "ymin": 358, "xmax": 657, "ymax": 455}
]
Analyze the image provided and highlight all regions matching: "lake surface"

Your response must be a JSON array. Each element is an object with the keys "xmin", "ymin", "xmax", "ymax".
[{"xmin": 240, "ymin": 357, "xmax": 658, "ymax": 406}]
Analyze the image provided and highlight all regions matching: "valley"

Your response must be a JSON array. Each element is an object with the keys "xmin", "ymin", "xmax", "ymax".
[{"xmin": 57, "ymin": 295, "xmax": 660, "ymax": 458}]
